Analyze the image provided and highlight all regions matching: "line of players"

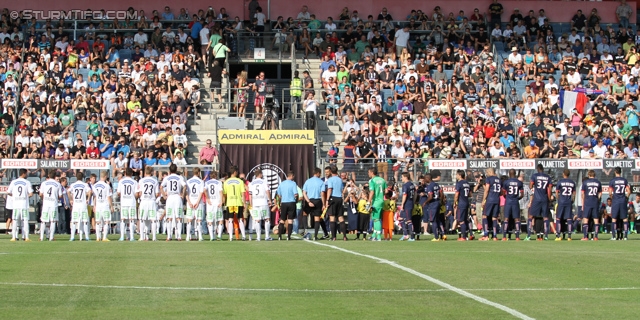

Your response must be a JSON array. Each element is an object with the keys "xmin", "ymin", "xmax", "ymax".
[
  {"xmin": 440, "ymin": 165, "xmax": 631, "ymax": 241},
  {"xmin": 7, "ymin": 163, "xmax": 281, "ymax": 242}
]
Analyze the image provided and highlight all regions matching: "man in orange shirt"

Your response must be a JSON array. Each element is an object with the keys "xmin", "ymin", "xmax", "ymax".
[{"xmin": 524, "ymin": 140, "xmax": 539, "ymax": 158}]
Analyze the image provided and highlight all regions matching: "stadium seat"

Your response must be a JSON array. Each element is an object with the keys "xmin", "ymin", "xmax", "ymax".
[
  {"xmin": 77, "ymin": 68, "xmax": 89, "ymax": 79},
  {"xmin": 119, "ymin": 49, "xmax": 132, "ymax": 62},
  {"xmin": 381, "ymin": 89, "xmax": 393, "ymax": 101},
  {"xmin": 75, "ymin": 120, "xmax": 88, "ymax": 132}
]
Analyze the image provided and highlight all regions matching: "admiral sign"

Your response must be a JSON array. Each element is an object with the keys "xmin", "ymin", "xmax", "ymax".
[
  {"xmin": 1, "ymin": 159, "xmax": 37, "ymax": 169},
  {"xmin": 567, "ymin": 159, "xmax": 603, "ymax": 169},
  {"xmin": 428, "ymin": 159, "xmax": 467, "ymax": 170}
]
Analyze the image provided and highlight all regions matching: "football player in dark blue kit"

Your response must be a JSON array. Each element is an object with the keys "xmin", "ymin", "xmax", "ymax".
[
  {"xmin": 555, "ymin": 169, "xmax": 576, "ymax": 241},
  {"xmin": 608, "ymin": 167, "xmax": 630, "ymax": 240},
  {"xmin": 400, "ymin": 172, "xmax": 416, "ymax": 241},
  {"xmin": 480, "ymin": 168, "xmax": 501, "ymax": 241},
  {"xmin": 528, "ymin": 164, "xmax": 552, "ymax": 241},
  {"xmin": 501, "ymin": 169, "xmax": 523, "ymax": 241},
  {"xmin": 423, "ymin": 173, "xmax": 444, "ymax": 241},
  {"xmin": 454, "ymin": 170, "xmax": 471, "ymax": 241},
  {"xmin": 581, "ymin": 170, "xmax": 602, "ymax": 241}
]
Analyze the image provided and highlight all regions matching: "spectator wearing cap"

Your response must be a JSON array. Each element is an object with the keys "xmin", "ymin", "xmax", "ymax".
[{"xmin": 524, "ymin": 140, "xmax": 539, "ymax": 158}]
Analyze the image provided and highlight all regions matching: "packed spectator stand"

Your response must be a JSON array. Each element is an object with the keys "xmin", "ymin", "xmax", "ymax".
[{"xmin": 0, "ymin": 2, "xmax": 637, "ymax": 186}]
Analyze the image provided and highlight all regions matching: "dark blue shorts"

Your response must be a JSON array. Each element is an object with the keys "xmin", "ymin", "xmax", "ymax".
[
  {"xmin": 583, "ymin": 206, "xmax": 600, "ymax": 220},
  {"xmin": 483, "ymin": 202, "xmax": 500, "ymax": 218},
  {"xmin": 503, "ymin": 203, "xmax": 520, "ymax": 220},
  {"xmin": 556, "ymin": 205, "xmax": 573, "ymax": 220},
  {"xmin": 401, "ymin": 203, "xmax": 413, "ymax": 220},
  {"xmin": 456, "ymin": 206, "xmax": 469, "ymax": 222},
  {"xmin": 426, "ymin": 205, "xmax": 440, "ymax": 222},
  {"xmin": 611, "ymin": 202, "xmax": 628, "ymax": 220},
  {"xmin": 529, "ymin": 202, "xmax": 549, "ymax": 218}
]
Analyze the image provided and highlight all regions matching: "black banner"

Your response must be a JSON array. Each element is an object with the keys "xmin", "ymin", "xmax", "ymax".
[
  {"xmin": 219, "ymin": 144, "xmax": 315, "ymax": 188},
  {"xmin": 38, "ymin": 160, "xmax": 70, "ymax": 169},
  {"xmin": 536, "ymin": 159, "xmax": 567, "ymax": 170},
  {"xmin": 603, "ymin": 159, "xmax": 635, "ymax": 169},
  {"xmin": 467, "ymin": 159, "xmax": 499, "ymax": 170}
]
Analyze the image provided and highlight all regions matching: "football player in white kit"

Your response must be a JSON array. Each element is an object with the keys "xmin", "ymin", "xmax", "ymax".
[
  {"xmin": 249, "ymin": 169, "xmax": 273, "ymax": 241},
  {"xmin": 117, "ymin": 168, "xmax": 139, "ymax": 241},
  {"xmin": 93, "ymin": 171, "xmax": 113, "ymax": 242},
  {"xmin": 161, "ymin": 164, "xmax": 186, "ymax": 241},
  {"xmin": 68, "ymin": 171, "xmax": 92, "ymax": 241},
  {"xmin": 137, "ymin": 166, "xmax": 160, "ymax": 241},
  {"xmin": 186, "ymin": 167, "xmax": 205, "ymax": 241},
  {"xmin": 39, "ymin": 171, "xmax": 63, "ymax": 241},
  {"xmin": 205, "ymin": 171, "xmax": 224, "ymax": 241},
  {"xmin": 8, "ymin": 169, "xmax": 33, "ymax": 242}
]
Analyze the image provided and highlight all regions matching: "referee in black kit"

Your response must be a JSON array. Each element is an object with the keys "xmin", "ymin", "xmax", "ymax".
[
  {"xmin": 303, "ymin": 168, "xmax": 325, "ymax": 240},
  {"xmin": 324, "ymin": 166, "xmax": 346, "ymax": 241},
  {"xmin": 276, "ymin": 171, "xmax": 299, "ymax": 241}
]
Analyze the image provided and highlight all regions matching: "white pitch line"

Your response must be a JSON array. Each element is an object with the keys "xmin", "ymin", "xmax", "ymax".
[
  {"xmin": 1, "ymin": 282, "xmax": 639, "ymax": 294},
  {"xmin": 304, "ymin": 240, "xmax": 535, "ymax": 320}
]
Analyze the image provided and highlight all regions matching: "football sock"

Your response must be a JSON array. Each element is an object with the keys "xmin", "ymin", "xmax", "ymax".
[
  {"xmin": 631, "ymin": 221, "xmax": 635, "ymax": 232},
  {"xmin": 217, "ymin": 224, "xmax": 223, "ymax": 239},
  {"xmin": 96, "ymin": 223, "xmax": 102, "ymax": 241},
  {"xmin": 49, "ymin": 222, "xmax": 56, "ymax": 241},
  {"xmin": 70, "ymin": 222, "xmax": 76, "ymax": 239},
  {"xmin": 373, "ymin": 219, "xmax": 382, "ymax": 239},
  {"xmin": 22, "ymin": 220, "xmax": 29, "ymax": 239},
  {"xmin": 129, "ymin": 221, "xmax": 136, "ymax": 240},
  {"xmin": 406, "ymin": 221, "xmax": 414, "ymax": 239},
  {"xmin": 612, "ymin": 221, "xmax": 617, "ymax": 238},
  {"xmin": 514, "ymin": 220, "xmax": 520, "ymax": 238},
  {"xmin": 162, "ymin": 219, "xmax": 167, "ymax": 234},
  {"xmin": 83, "ymin": 222, "xmax": 89, "ymax": 239},
  {"xmin": 239, "ymin": 219, "xmax": 246, "ymax": 238},
  {"xmin": 176, "ymin": 220, "xmax": 182, "ymax": 239},
  {"xmin": 567, "ymin": 219, "xmax": 573, "ymax": 235},
  {"xmin": 208, "ymin": 224, "xmax": 215, "ymax": 240},
  {"xmin": 482, "ymin": 217, "xmax": 488, "ymax": 237},
  {"xmin": 151, "ymin": 221, "xmax": 157, "ymax": 240},
  {"xmin": 78, "ymin": 222, "xmax": 84, "ymax": 239},
  {"xmin": 265, "ymin": 220, "xmax": 271, "ymax": 239},
  {"xmin": 11, "ymin": 220, "xmax": 17, "ymax": 239},
  {"xmin": 278, "ymin": 222, "xmax": 285, "ymax": 237},
  {"xmin": 227, "ymin": 220, "xmax": 233, "ymax": 239},
  {"xmin": 555, "ymin": 219, "xmax": 561, "ymax": 237},
  {"xmin": 314, "ymin": 221, "xmax": 320, "ymax": 238},
  {"xmin": 594, "ymin": 224, "xmax": 600, "ymax": 239},
  {"xmin": 233, "ymin": 218, "xmax": 239, "ymax": 239},
  {"xmin": 544, "ymin": 219, "xmax": 549, "ymax": 238},
  {"xmin": 624, "ymin": 221, "xmax": 629, "ymax": 237},
  {"xmin": 196, "ymin": 221, "xmax": 202, "ymax": 240},
  {"xmin": 583, "ymin": 224, "xmax": 589, "ymax": 238},
  {"xmin": 492, "ymin": 219, "xmax": 497, "ymax": 238},
  {"xmin": 330, "ymin": 221, "xmax": 337, "ymax": 238},
  {"xmin": 339, "ymin": 221, "xmax": 346, "ymax": 237},
  {"xmin": 401, "ymin": 220, "xmax": 407, "ymax": 236},
  {"xmin": 502, "ymin": 221, "xmax": 508, "ymax": 238},
  {"xmin": 527, "ymin": 219, "xmax": 532, "ymax": 237},
  {"xmin": 120, "ymin": 221, "xmax": 126, "ymax": 239},
  {"xmin": 460, "ymin": 222, "xmax": 467, "ymax": 239},
  {"xmin": 287, "ymin": 222, "xmax": 293, "ymax": 238},
  {"xmin": 254, "ymin": 221, "xmax": 261, "ymax": 240},
  {"xmin": 186, "ymin": 222, "xmax": 192, "ymax": 240},
  {"xmin": 40, "ymin": 222, "xmax": 46, "ymax": 240}
]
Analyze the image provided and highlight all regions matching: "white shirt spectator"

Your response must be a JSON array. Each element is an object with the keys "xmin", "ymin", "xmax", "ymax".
[
  {"xmin": 568, "ymin": 34, "xmax": 581, "ymax": 44},
  {"xmin": 325, "ymin": 22, "xmax": 337, "ymax": 31},
  {"xmin": 544, "ymin": 82, "xmax": 558, "ymax": 94},
  {"xmin": 199, "ymin": 27, "xmax": 210, "ymax": 45},
  {"xmin": 593, "ymin": 144, "xmax": 607, "ymax": 158},
  {"xmin": 390, "ymin": 145, "xmax": 406, "ymax": 159},
  {"xmin": 394, "ymin": 28, "xmax": 411, "ymax": 47},
  {"xmin": 343, "ymin": 120, "xmax": 360, "ymax": 133},
  {"xmin": 72, "ymin": 79, "xmax": 88, "ymax": 91},
  {"xmin": 523, "ymin": 101, "xmax": 538, "ymax": 116},
  {"xmin": 133, "ymin": 33, "xmax": 148, "ymax": 46},
  {"xmin": 567, "ymin": 71, "xmax": 582, "ymax": 86},
  {"xmin": 507, "ymin": 52, "xmax": 522, "ymax": 65},
  {"xmin": 412, "ymin": 120, "xmax": 428, "ymax": 134}
]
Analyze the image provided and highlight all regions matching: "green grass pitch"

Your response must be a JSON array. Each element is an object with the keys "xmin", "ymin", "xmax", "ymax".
[{"xmin": 0, "ymin": 233, "xmax": 639, "ymax": 319}]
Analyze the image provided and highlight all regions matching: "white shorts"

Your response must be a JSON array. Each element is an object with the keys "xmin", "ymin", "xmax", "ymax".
[
  {"xmin": 206, "ymin": 203, "xmax": 224, "ymax": 223},
  {"xmin": 12, "ymin": 208, "xmax": 29, "ymax": 221},
  {"xmin": 139, "ymin": 202, "xmax": 158, "ymax": 220},
  {"xmin": 165, "ymin": 197, "xmax": 183, "ymax": 219},
  {"xmin": 71, "ymin": 206, "xmax": 89, "ymax": 222},
  {"xmin": 185, "ymin": 203, "xmax": 204, "ymax": 220},
  {"xmin": 94, "ymin": 206, "xmax": 111, "ymax": 222},
  {"xmin": 41, "ymin": 206, "xmax": 58, "ymax": 222},
  {"xmin": 251, "ymin": 205, "xmax": 270, "ymax": 221},
  {"xmin": 121, "ymin": 206, "xmax": 137, "ymax": 220}
]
